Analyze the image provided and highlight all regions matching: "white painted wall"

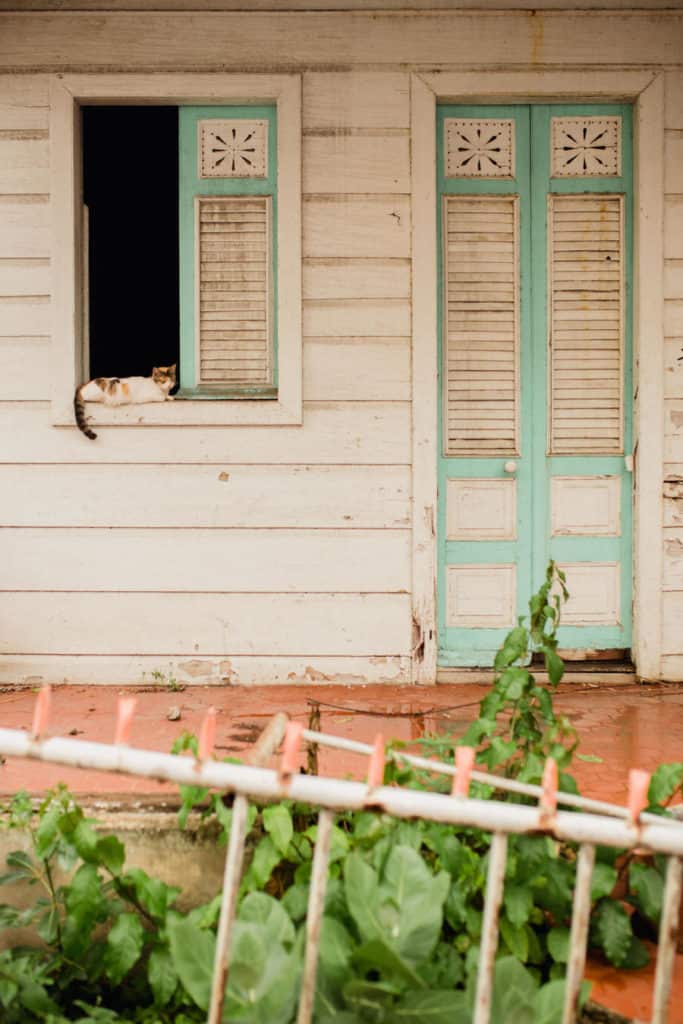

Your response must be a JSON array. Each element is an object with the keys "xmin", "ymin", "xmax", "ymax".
[{"xmin": 0, "ymin": 7, "xmax": 680, "ymax": 683}]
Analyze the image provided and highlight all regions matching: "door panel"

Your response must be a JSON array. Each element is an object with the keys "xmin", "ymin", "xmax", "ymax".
[{"xmin": 437, "ymin": 103, "xmax": 632, "ymax": 667}]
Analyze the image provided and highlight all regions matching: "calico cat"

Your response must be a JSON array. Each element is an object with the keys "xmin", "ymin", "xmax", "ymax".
[{"xmin": 74, "ymin": 365, "xmax": 177, "ymax": 439}]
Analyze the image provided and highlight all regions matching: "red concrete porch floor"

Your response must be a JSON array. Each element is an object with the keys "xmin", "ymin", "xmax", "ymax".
[{"xmin": 2, "ymin": 679, "xmax": 683, "ymax": 1022}]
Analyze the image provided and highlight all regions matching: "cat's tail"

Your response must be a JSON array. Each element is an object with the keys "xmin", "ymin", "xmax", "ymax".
[{"xmin": 74, "ymin": 385, "xmax": 97, "ymax": 440}]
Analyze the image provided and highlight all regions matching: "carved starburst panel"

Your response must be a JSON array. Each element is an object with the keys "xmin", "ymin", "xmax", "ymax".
[
  {"xmin": 199, "ymin": 119, "xmax": 268, "ymax": 178},
  {"xmin": 445, "ymin": 119, "xmax": 514, "ymax": 179},
  {"xmin": 551, "ymin": 117, "xmax": 621, "ymax": 177}
]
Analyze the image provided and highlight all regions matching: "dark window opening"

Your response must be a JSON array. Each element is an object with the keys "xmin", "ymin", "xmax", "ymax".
[{"xmin": 82, "ymin": 106, "xmax": 179, "ymax": 380}]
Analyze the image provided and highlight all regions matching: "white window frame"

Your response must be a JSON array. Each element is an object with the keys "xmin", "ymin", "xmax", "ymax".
[
  {"xmin": 411, "ymin": 70, "xmax": 665, "ymax": 683},
  {"xmin": 50, "ymin": 73, "xmax": 302, "ymax": 427}
]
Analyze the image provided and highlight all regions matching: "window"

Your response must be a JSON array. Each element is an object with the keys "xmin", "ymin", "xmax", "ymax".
[{"xmin": 51, "ymin": 74, "xmax": 302, "ymax": 429}]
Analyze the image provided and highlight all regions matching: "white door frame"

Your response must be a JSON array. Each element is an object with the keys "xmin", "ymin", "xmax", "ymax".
[{"xmin": 410, "ymin": 70, "xmax": 665, "ymax": 683}]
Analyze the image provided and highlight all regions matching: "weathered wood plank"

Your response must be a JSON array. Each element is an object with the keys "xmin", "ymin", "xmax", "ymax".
[
  {"xmin": 0, "ymin": 296, "xmax": 50, "ymax": 335},
  {"xmin": 0, "ymin": 75, "xmax": 49, "ymax": 129},
  {"xmin": 0, "ymin": 337, "xmax": 49, "ymax": 399},
  {"xmin": 303, "ymin": 135, "xmax": 410, "ymax": 194},
  {"xmin": 303, "ymin": 257, "xmax": 410, "ymax": 300},
  {"xmin": 0, "ymin": 401, "xmax": 411, "ymax": 463},
  {"xmin": 662, "ymin": 590, "xmax": 683, "ymax": 655},
  {"xmin": 304, "ymin": 337, "xmax": 409, "ymax": 401},
  {"xmin": 0, "ymin": 198, "xmax": 50, "ymax": 256},
  {"xmin": 665, "ymin": 131, "xmax": 683, "ymax": 195},
  {"xmin": 666, "ymin": 72, "xmax": 683, "ymax": 130},
  {"xmin": 0, "ymin": 12, "xmax": 682, "ymax": 67},
  {"xmin": 0, "ymin": 139, "xmax": 49, "ymax": 194},
  {"xmin": 0, "ymin": 463, "xmax": 410, "ymax": 527},
  {"xmin": 1, "ymin": 527, "xmax": 411, "ymax": 593},
  {"xmin": 304, "ymin": 197, "xmax": 410, "ymax": 258},
  {"xmin": 665, "ymin": 200, "xmax": 683, "ymax": 259},
  {"xmin": 0, "ymin": 258, "xmax": 50, "ymax": 296},
  {"xmin": 663, "ymin": 528, "xmax": 683, "ymax": 587},
  {"xmin": 304, "ymin": 72, "xmax": 409, "ymax": 130},
  {"xmin": 665, "ymin": 300, "xmax": 683, "ymax": 337},
  {"xmin": 0, "ymin": 592, "xmax": 412, "ymax": 656},
  {"xmin": 665, "ymin": 261, "xmax": 683, "ymax": 301},
  {"xmin": 664, "ymin": 338, "xmax": 683, "ymax": 400},
  {"xmin": 0, "ymin": 653, "xmax": 412, "ymax": 687},
  {"xmin": 661, "ymin": 655, "xmax": 683, "ymax": 681},
  {"xmin": 304, "ymin": 298, "xmax": 410, "ymax": 337}
]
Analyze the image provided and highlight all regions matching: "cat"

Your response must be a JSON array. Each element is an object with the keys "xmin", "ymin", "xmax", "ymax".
[{"xmin": 74, "ymin": 365, "xmax": 177, "ymax": 439}]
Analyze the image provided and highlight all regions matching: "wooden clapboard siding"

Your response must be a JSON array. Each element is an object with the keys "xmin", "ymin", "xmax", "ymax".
[
  {"xmin": 0, "ymin": 593, "xmax": 412, "ymax": 656},
  {"xmin": 303, "ymin": 298, "xmax": 410, "ymax": 337},
  {"xmin": 0, "ymin": 337, "xmax": 50, "ymax": 399},
  {"xmin": 0, "ymin": 401, "xmax": 411, "ymax": 463},
  {"xmin": 0, "ymin": 197, "xmax": 50, "ymax": 257},
  {"xmin": 0, "ymin": 655, "xmax": 412, "ymax": 687},
  {"xmin": 303, "ymin": 135, "xmax": 409, "ymax": 194},
  {"xmin": 0, "ymin": 258, "xmax": 50, "ymax": 296},
  {"xmin": 304, "ymin": 338, "xmax": 410, "ymax": 401},
  {"xmin": 665, "ymin": 131, "xmax": 683, "ymax": 194},
  {"xmin": 663, "ymin": 529, "xmax": 683, "ymax": 588},
  {"xmin": 662, "ymin": 590, "xmax": 683, "ymax": 655},
  {"xmin": 0, "ymin": 75, "xmax": 49, "ymax": 129},
  {"xmin": 0, "ymin": 138, "xmax": 49, "ymax": 194},
  {"xmin": 1, "ymin": 11, "xmax": 682, "ymax": 67},
  {"xmin": 548, "ymin": 194, "xmax": 624, "ymax": 454},
  {"xmin": 665, "ymin": 199, "xmax": 683, "ymax": 260},
  {"xmin": 665, "ymin": 265, "xmax": 683, "ymax": 302},
  {"xmin": 0, "ymin": 295, "xmax": 50, "ymax": 335},
  {"xmin": 665, "ymin": 72, "xmax": 683, "ymax": 130},
  {"xmin": 0, "ymin": 464, "xmax": 410, "ymax": 527},
  {"xmin": 197, "ymin": 195, "xmax": 272, "ymax": 387},
  {"xmin": 303, "ymin": 198, "xmax": 410, "ymax": 258},
  {"xmin": 303, "ymin": 72, "xmax": 409, "ymax": 130},
  {"xmin": 1, "ymin": 528, "xmax": 410, "ymax": 593},
  {"xmin": 303, "ymin": 258, "xmax": 410, "ymax": 300},
  {"xmin": 442, "ymin": 194, "xmax": 519, "ymax": 456}
]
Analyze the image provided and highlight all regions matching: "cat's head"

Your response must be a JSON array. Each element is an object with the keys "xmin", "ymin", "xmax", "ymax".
[{"xmin": 153, "ymin": 364, "xmax": 177, "ymax": 392}]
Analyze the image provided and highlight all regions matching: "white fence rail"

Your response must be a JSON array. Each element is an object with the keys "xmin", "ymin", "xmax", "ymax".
[{"xmin": 1, "ymin": 690, "xmax": 682, "ymax": 1024}]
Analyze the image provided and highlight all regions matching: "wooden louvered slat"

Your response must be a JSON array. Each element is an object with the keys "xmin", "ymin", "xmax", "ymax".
[
  {"xmin": 549, "ymin": 194, "xmax": 624, "ymax": 455},
  {"xmin": 196, "ymin": 195, "xmax": 272, "ymax": 387},
  {"xmin": 442, "ymin": 195, "xmax": 519, "ymax": 456}
]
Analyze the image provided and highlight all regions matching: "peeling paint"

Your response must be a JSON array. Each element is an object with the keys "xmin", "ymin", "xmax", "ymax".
[
  {"xmin": 219, "ymin": 660, "xmax": 239, "ymax": 684},
  {"xmin": 665, "ymin": 538, "xmax": 683, "ymax": 556},
  {"xmin": 178, "ymin": 659, "xmax": 214, "ymax": 678},
  {"xmin": 218, "ymin": 472, "xmax": 230, "ymax": 482},
  {"xmin": 670, "ymin": 410, "xmax": 683, "ymax": 430}
]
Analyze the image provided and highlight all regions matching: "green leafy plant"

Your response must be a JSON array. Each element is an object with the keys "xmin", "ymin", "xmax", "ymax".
[{"xmin": 0, "ymin": 564, "xmax": 680, "ymax": 1021}]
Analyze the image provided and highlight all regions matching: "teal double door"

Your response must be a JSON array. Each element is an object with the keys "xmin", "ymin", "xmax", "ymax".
[{"xmin": 437, "ymin": 104, "xmax": 633, "ymax": 667}]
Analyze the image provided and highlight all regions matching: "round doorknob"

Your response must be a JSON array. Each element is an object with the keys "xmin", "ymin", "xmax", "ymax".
[{"xmin": 504, "ymin": 461, "xmax": 517, "ymax": 474}]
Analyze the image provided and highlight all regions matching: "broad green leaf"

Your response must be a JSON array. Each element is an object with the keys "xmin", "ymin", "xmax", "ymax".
[
  {"xmin": 620, "ymin": 934, "xmax": 650, "ymax": 969},
  {"xmin": 593, "ymin": 899, "xmax": 633, "ymax": 966},
  {"xmin": 546, "ymin": 926, "xmax": 570, "ymax": 964},
  {"xmin": 483, "ymin": 737, "xmax": 517, "ymax": 771},
  {"xmin": 352, "ymin": 938, "xmax": 425, "ymax": 988},
  {"xmin": 648, "ymin": 762, "xmax": 683, "ymax": 805},
  {"xmin": 544, "ymin": 650, "xmax": 565, "ymax": 686},
  {"xmin": 263, "ymin": 804, "xmax": 293, "ymax": 857},
  {"xmin": 244, "ymin": 835, "xmax": 281, "ymax": 889},
  {"xmin": 378, "ymin": 846, "xmax": 450, "ymax": 963},
  {"xmin": 239, "ymin": 891, "xmax": 295, "ymax": 947},
  {"xmin": 318, "ymin": 915, "xmax": 355, "ymax": 983},
  {"xmin": 95, "ymin": 835, "xmax": 125, "ymax": 875},
  {"xmin": 282, "ymin": 882, "xmax": 309, "ymax": 923},
  {"xmin": 123, "ymin": 867, "xmax": 180, "ymax": 920},
  {"xmin": 487, "ymin": 957, "xmax": 538, "ymax": 1024},
  {"xmin": 16, "ymin": 977, "xmax": 60, "ymax": 1016},
  {"xmin": 148, "ymin": 946, "xmax": 178, "ymax": 1007},
  {"xmin": 500, "ymin": 917, "xmax": 529, "ymax": 962},
  {"xmin": 628, "ymin": 862, "xmax": 663, "ymax": 924},
  {"xmin": 343, "ymin": 978, "xmax": 401, "ymax": 1015},
  {"xmin": 504, "ymin": 883, "xmax": 533, "ymax": 927},
  {"xmin": 103, "ymin": 911, "xmax": 144, "ymax": 985},
  {"xmin": 35, "ymin": 803, "xmax": 61, "ymax": 858},
  {"xmin": 389, "ymin": 989, "xmax": 469, "ymax": 1023},
  {"xmin": 0, "ymin": 978, "xmax": 18, "ymax": 1008},
  {"xmin": 344, "ymin": 853, "xmax": 383, "ymax": 944},
  {"xmin": 167, "ymin": 915, "xmax": 216, "ymax": 1011},
  {"xmin": 63, "ymin": 862, "xmax": 108, "ymax": 957}
]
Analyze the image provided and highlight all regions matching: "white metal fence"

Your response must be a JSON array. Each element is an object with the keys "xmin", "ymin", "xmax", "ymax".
[{"xmin": 1, "ymin": 689, "xmax": 682, "ymax": 1024}]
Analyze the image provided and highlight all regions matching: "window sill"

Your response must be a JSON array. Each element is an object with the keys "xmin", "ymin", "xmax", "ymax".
[{"xmin": 52, "ymin": 394, "xmax": 301, "ymax": 429}]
